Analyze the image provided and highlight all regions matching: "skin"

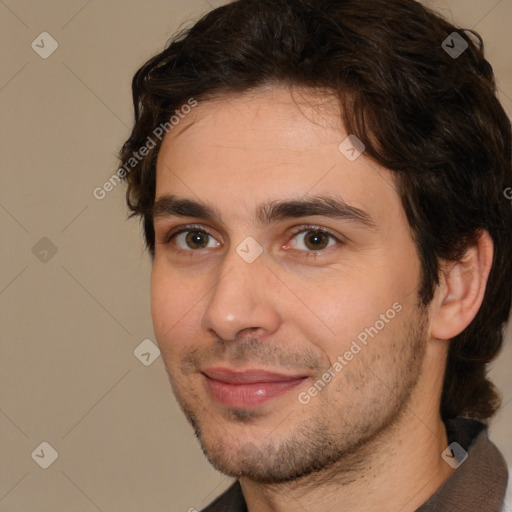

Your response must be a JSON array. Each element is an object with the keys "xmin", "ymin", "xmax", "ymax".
[{"xmin": 150, "ymin": 85, "xmax": 493, "ymax": 512}]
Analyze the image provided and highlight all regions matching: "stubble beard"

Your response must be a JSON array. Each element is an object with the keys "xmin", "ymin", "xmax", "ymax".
[{"xmin": 165, "ymin": 306, "xmax": 429, "ymax": 486}]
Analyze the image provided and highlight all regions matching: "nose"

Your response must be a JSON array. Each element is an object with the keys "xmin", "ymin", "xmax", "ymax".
[{"xmin": 200, "ymin": 247, "xmax": 281, "ymax": 342}]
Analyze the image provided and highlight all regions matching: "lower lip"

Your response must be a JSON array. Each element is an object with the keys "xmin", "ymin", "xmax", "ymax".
[{"xmin": 203, "ymin": 375, "xmax": 307, "ymax": 408}]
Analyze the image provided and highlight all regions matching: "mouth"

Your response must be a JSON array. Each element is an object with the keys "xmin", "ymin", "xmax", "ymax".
[{"xmin": 201, "ymin": 367, "xmax": 309, "ymax": 408}]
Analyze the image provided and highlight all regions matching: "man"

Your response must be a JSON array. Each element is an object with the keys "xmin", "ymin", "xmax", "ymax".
[{"xmin": 118, "ymin": 0, "xmax": 511, "ymax": 510}]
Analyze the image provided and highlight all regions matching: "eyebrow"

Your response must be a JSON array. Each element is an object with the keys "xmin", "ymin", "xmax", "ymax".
[{"xmin": 152, "ymin": 194, "xmax": 377, "ymax": 230}]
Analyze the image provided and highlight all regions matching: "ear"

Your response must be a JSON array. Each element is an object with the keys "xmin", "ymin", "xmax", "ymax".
[{"xmin": 430, "ymin": 230, "xmax": 494, "ymax": 341}]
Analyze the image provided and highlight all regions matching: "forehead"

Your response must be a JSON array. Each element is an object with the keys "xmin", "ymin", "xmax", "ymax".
[
  {"xmin": 154, "ymin": 85, "xmax": 399, "ymax": 224},
  {"xmin": 160, "ymin": 86, "xmax": 344, "ymax": 157}
]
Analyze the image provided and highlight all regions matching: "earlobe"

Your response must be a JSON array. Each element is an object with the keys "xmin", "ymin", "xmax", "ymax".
[{"xmin": 430, "ymin": 230, "xmax": 494, "ymax": 341}]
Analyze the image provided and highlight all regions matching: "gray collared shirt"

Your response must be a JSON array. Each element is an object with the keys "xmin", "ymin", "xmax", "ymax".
[{"xmin": 201, "ymin": 417, "xmax": 508, "ymax": 511}]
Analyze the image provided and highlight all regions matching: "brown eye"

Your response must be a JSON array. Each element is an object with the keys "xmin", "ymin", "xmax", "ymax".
[
  {"xmin": 185, "ymin": 231, "xmax": 210, "ymax": 249},
  {"xmin": 303, "ymin": 230, "xmax": 330, "ymax": 250},
  {"xmin": 288, "ymin": 228, "xmax": 338, "ymax": 252},
  {"xmin": 172, "ymin": 229, "xmax": 220, "ymax": 250}
]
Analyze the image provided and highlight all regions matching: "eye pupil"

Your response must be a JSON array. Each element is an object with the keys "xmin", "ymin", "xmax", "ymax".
[
  {"xmin": 305, "ymin": 231, "xmax": 328, "ymax": 250},
  {"xmin": 186, "ymin": 231, "xmax": 208, "ymax": 249}
]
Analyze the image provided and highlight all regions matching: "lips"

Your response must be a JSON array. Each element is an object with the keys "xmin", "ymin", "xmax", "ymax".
[{"xmin": 201, "ymin": 367, "xmax": 308, "ymax": 408}]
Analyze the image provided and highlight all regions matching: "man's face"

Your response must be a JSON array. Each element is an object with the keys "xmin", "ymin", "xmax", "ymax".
[{"xmin": 151, "ymin": 86, "xmax": 428, "ymax": 482}]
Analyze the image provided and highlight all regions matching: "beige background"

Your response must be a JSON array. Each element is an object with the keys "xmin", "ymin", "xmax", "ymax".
[{"xmin": 1, "ymin": 0, "xmax": 511, "ymax": 510}]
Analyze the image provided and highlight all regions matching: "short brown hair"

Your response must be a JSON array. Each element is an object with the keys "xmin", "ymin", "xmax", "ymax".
[{"xmin": 119, "ymin": 0, "xmax": 512, "ymax": 421}]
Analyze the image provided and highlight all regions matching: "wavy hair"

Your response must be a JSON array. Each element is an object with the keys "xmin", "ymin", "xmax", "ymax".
[{"xmin": 119, "ymin": 0, "xmax": 512, "ymax": 421}]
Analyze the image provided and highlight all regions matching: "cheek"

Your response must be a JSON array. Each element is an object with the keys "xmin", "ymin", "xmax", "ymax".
[
  {"xmin": 150, "ymin": 264, "xmax": 171, "ymax": 337},
  {"xmin": 150, "ymin": 262, "xmax": 200, "ymax": 346},
  {"xmin": 288, "ymin": 270, "xmax": 398, "ymax": 360},
  {"xmin": 293, "ymin": 267, "xmax": 419, "ymax": 381}
]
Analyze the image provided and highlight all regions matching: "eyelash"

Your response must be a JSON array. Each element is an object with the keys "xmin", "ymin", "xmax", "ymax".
[
  {"xmin": 160, "ymin": 224, "xmax": 343, "ymax": 254},
  {"xmin": 162, "ymin": 224, "xmax": 210, "ymax": 245},
  {"xmin": 286, "ymin": 225, "xmax": 341, "ymax": 252}
]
